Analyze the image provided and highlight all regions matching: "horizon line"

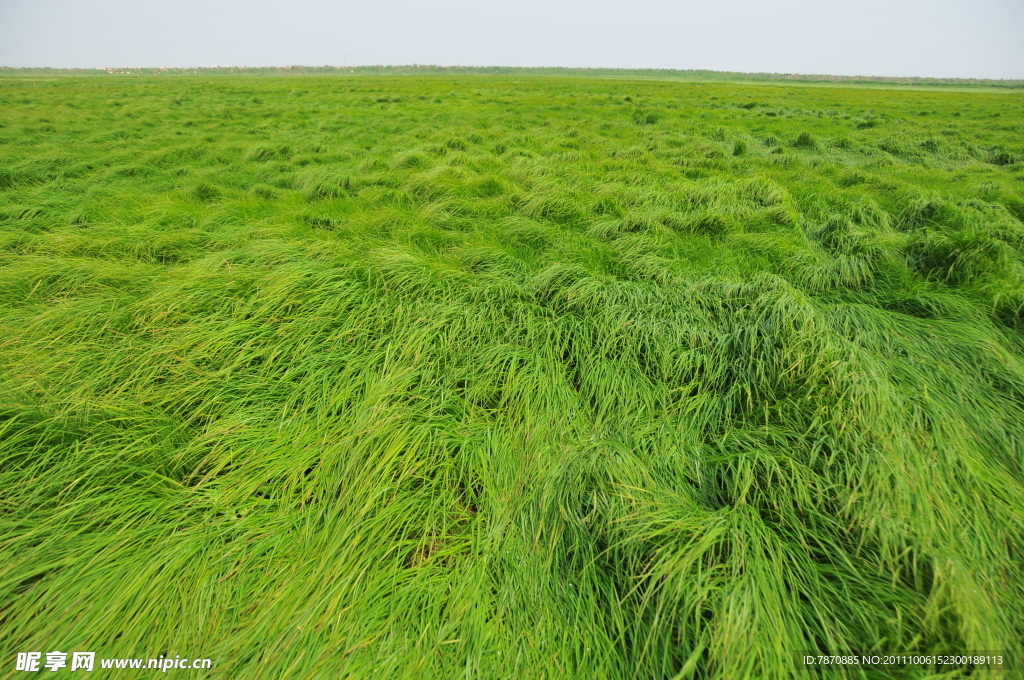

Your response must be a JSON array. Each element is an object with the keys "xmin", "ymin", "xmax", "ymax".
[{"xmin": 1, "ymin": 64, "xmax": 1023, "ymax": 84}]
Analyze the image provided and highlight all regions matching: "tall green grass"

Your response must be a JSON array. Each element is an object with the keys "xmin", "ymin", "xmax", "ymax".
[{"xmin": 2, "ymin": 75, "xmax": 1024, "ymax": 678}]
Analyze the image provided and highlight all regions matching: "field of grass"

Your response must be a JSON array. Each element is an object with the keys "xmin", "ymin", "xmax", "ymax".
[{"xmin": 2, "ymin": 74, "xmax": 1024, "ymax": 679}]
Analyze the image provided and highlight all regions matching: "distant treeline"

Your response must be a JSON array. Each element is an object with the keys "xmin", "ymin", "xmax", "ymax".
[{"xmin": 2, "ymin": 64, "xmax": 1022, "ymax": 88}]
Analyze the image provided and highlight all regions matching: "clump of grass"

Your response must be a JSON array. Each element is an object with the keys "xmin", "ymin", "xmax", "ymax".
[
  {"xmin": 907, "ymin": 228, "xmax": 1011, "ymax": 284},
  {"xmin": 444, "ymin": 136, "xmax": 468, "ymax": 151},
  {"xmin": 392, "ymin": 150, "xmax": 429, "ymax": 169},
  {"xmin": 298, "ymin": 171, "xmax": 351, "ymax": 201},
  {"xmin": 248, "ymin": 182, "xmax": 279, "ymax": 199},
  {"xmin": 190, "ymin": 181, "xmax": 221, "ymax": 202},
  {"xmin": 521, "ymin": 189, "xmax": 588, "ymax": 224},
  {"xmin": 632, "ymin": 108, "xmax": 660, "ymax": 125},
  {"xmin": 243, "ymin": 143, "xmax": 291, "ymax": 162},
  {"xmin": 300, "ymin": 211, "xmax": 342, "ymax": 230},
  {"xmin": 679, "ymin": 209, "xmax": 737, "ymax": 237},
  {"xmin": 989, "ymin": 148, "xmax": 1020, "ymax": 166},
  {"xmin": 792, "ymin": 130, "xmax": 817, "ymax": 148},
  {"xmin": 0, "ymin": 168, "xmax": 17, "ymax": 188}
]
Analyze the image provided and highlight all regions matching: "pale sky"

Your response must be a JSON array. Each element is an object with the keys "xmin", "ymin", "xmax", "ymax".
[{"xmin": 1, "ymin": 0, "xmax": 1022, "ymax": 79}]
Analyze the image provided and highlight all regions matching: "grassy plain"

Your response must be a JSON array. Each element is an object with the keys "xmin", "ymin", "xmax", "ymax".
[{"xmin": 2, "ymin": 74, "xmax": 1024, "ymax": 679}]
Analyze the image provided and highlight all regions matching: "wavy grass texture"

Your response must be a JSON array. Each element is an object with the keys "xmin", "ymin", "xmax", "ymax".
[{"xmin": 2, "ymin": 75, "xmax": 1024, "ymax": 679}]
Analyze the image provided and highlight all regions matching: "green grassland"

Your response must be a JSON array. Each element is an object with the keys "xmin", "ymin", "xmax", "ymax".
[{"xmin": 2, "ymin": 74, "xmax": 1024, "ymax": 679}]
